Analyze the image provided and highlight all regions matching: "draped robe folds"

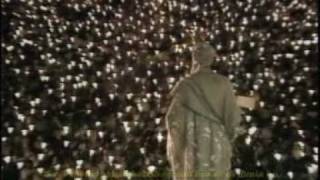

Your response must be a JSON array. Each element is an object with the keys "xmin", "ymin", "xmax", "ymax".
[{"xmin": 166, "ymin": 69, "xmax": 243, "ymax": 180}]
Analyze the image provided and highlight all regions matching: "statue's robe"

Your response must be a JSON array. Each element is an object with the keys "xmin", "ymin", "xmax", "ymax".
[{"xmin": 166, "ymin": 68, "xmax": 243, "ymax": 180}]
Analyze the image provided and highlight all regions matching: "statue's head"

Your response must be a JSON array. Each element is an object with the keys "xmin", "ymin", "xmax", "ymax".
[{"xmin": 192, "ymin": 42, "xmax": 217, "ymax": 68}]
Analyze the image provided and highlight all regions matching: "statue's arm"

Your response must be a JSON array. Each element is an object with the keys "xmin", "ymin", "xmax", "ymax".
[
  {"xmin": 236, "ymin": 94, "xmax": 260, "ymax": 109},
  {"xmin": 165, "ymin": 91, "xmax": 187, "ymax": 178},
  {"xmin": 222, "ymin": 81, "xmax": 245, "ymax": 143}
]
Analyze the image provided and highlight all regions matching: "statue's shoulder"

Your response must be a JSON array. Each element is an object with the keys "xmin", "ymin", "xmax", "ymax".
[
  {"xmin": 209, "ymin": 73, "xmax": 230, "ymax": 85},
  {"xmin": 169, "ymin": 78, "xmax": 190, "ymax": 97},
  {"xmin": 193, "ymin": 71, "xmax": 230, "ymax": 86},
  {"xmin": 210, "ymin": 74, "xmax": 235, "ymax": 92}
]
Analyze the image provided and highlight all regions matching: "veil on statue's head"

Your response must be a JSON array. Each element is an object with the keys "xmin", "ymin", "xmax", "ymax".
[{"xmin": 192, "ymin": 42, "xmax": 217, "ymax": 67}]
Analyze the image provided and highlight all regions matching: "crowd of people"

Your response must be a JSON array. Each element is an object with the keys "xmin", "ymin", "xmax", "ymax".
[{"xmin": 2, "ymin": 0, "xmax": 318, "ymax": 179}]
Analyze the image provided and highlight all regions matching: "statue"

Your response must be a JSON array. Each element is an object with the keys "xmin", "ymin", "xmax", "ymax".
[{"xmin": 166, "ymin": 42, "xmax": 255, "ymax": 180}]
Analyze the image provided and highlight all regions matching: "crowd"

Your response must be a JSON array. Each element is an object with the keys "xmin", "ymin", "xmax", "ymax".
[{"xmin": 1, "ymin": 0, "xmax": 318, "ymax": 179}]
